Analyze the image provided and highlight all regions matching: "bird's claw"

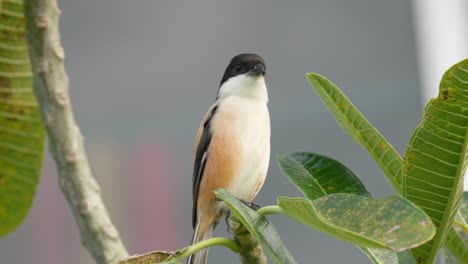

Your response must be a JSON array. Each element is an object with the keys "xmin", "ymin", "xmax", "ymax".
[
  {"xmin": 223, "ymin": 199, "xmax": 260, "ymax": 234},
  {"xmin": 225, "ymin": 210, "xmax": 232, "ymax": 233}
]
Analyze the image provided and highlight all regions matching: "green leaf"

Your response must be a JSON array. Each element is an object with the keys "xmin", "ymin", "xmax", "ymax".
[
  {"xmin": 454, "ymin": 193, "xmax": 468, "ymax": 236},
  {"xmin": 306, "ymin": 73, "xmax": 402, "ymax": 192},
  {"xmin": 277, "ymin": 152, "xmax": 408, "ymax": 263},
  {"xmin": 444, "ymin": 192, "xmax": 468, "ymax": 263},
  {"xmin": 278, "ymin": 194, "xmax": 435, "ymax": 252},
  {"xmin": 359, "ymin": 248, "xmax": 417, "ymax": 264},
  {"xmin": 403, "ymin": 59, "xmax": 468, "ymax": 263},
  {"xmin": 214, "ymin": 189, "xmax": 298, "ymax": 264},
  {"xmin": 440, "ymin": 247, "xmax": 464, "ymax": 264},
  {"xmin": 277, "ymin": 152, "xmax": 370, "ymax": 199},
  {"xmin": 396, "ymin": 251, "xmax": 417, "ymax": 264},
  {"xmin": 358, "ymin": 248, "xmax": 398, "ymax": 264},
  {"xmin": 441, "ymin": 228, "xmax": 468, "ymax": 263},
  {"xmin": 458, "ymin": 192, "xmax": 468, "ymax": 225},
  {"xmin": 0, "ymin": 0, "xmax": 44, "ymax": 236}
]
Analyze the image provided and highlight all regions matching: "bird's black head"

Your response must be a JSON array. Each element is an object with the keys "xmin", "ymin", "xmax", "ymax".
[{"xmin": 220, "ymin": 53, "xmax": 266, "ymax": 87}]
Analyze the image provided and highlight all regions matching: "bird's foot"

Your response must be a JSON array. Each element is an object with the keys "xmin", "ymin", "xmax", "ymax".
[
  {"xmin": 223, "ymin": 199, "xmax": 260, "ymax": 233},
  {"xmin": 225, "ymin": 210, "xmax": 232, "ymax": 233}
]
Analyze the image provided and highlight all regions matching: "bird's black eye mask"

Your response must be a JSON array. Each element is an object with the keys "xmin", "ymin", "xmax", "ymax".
[
  {"xmin": 219, "ymin": 53, "xmax": 266, "ymax": 87},
  {"xmin": 232, "ymin": 64, "xmax": 248, "ymax": 75}
]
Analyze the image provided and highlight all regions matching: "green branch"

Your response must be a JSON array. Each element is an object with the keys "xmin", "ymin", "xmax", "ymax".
[
  {"xmin": 113, "ymin": 237, "xmax": 240, "ymax": 264},
  {"xmin": 257, "ymin": 205, "xmax": 284, "ymax": 216},
  {"xmin": 178, "ymin": 237, "xmax": 240, "ymax": 259},
  {"xmin": 454, "ymin": 220, "xmax": 468, "ymax": 234},
  {"xmin": 229, "ymin": 212, "xmax": 267, "ymax": 264}
]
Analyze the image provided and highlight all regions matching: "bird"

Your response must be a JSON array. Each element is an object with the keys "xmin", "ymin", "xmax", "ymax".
[{"xmin": 187, "ymin": 53, "xmax": 270, "ymax": 264}]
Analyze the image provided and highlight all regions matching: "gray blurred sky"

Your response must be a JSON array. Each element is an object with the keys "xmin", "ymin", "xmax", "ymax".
[{"xmin": 1, "ymin": 1, "xmax": 425, "ymax": 263}]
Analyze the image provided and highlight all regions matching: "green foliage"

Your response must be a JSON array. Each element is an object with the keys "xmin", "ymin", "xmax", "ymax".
[
  {"xmin": 453, "ymin": 192, "xmax": 468, "ymax": 260},
  {"xmin": 0, "ymin": 0, "xmax": 44, "ymax": 236},
  {"xmin": 458, "ymin": 192, "xmax": 468, "ymax": 226},
  {"xmin": 277, "ymin": 152, "xmax": 370, "ymax": 199},
  {"xmin": 442, "ymin": 228, "xmax": 468, "ymax": 263},
  {"xmin": 277, "ymin": 152, "xmax": 416, "ymax": 263},
  {"xmin": 278, "ymin": 194, "xmax": 434, "ymax": 251},
  {"xmin": 359, "ymin": 248, "xmax": 399, "ymax": 264},
  {"xmin": 359, "ymin": 250, "xmax": 417, "ymax": 264},
  {"xmin": 403, "ymin": 59, "xmax": 468, "ymax": 263},
  {"xmin": 395, "ymin": 251, "xmax": 417, "ymax": 264},
  {"xmin": 214, "ymin": 189, "xmax": 298, "ymax": 264},
  {"xmin": 306, "ymin": 73, "xmax": 402, "ymax": 191},
  {"xmin": 306, "ymin": 60, "xmax": 468, "ymax": 263}
]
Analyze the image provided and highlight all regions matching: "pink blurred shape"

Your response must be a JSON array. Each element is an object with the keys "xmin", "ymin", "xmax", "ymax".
[{"xmin": 125, "ymin": 141, "xmax": 182, "ymax": 253}]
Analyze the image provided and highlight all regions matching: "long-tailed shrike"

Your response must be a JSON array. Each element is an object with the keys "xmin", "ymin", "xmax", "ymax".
[{"xmin": 187, "ymin": 53, "xmax": 270, "ymax": 264}]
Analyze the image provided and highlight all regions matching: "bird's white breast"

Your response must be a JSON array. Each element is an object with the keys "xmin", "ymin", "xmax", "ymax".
[{"xmin": 213, "ymin": 95, "xmax": 270, "ymax": 201}]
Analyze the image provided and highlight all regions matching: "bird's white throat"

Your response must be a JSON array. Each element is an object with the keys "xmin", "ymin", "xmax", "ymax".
[{"xmin": 217, "ymin": 74, "xmax": 268, "ymax": 102}]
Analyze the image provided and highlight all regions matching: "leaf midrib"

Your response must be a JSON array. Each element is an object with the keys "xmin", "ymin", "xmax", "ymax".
[
  {"xmin": 307, "ymin": 73, "xmax": 402, "ymax": 192},
  {"xmin": 428, "ymin": 123, "xmax": 468, "ymax": 262}
]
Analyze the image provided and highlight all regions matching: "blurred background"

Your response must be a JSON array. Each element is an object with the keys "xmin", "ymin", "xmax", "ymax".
[{"xmin": 1, "ymin": 0, "xmax": 467, "ymax": 263}]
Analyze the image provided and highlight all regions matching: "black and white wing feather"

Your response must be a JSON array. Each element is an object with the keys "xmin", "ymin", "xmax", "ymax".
[{"xmin": 192, "ymin": 105, "xmax": 218, "ymax": 228}]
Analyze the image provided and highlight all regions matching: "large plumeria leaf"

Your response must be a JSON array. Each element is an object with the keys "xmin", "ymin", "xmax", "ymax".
[
  {"xmin": 306, "ymin": 73, "xmax": 402, "ymax": 191},
  {"xmin": 403, "ymin": 59, "xmax": 468, "ymax": 263},
  {"xmin": 277, "ymin": 152, "xmax": 370, "ymax": 199},
  {"xmin": 0, "ymin": 0, "xmax": 44, "ymax": 236},
  {"xmin": 214, "ymin": 189, "xmax": 298, "ymax": 264},
  {"xmin": 278, "ymin": 194, "xmax": 435, "ymax": 252},
  {"xmin": 277, "ymin": 152, "xmax": 410, "ymax": 263}
]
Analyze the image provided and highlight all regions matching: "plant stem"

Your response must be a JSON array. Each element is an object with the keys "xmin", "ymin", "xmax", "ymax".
[
  {"xmin": 257, "ymin": 205, "xmax": 284, "ymax": 216},
  {"xmin": 23, "ymin": 0, "xmax": 128, "ymax": 263},
  {"xmin": 454, "ymin": 220, "xmax": 468, "ymax": 234},
  {"xmin": 112, "ymin": 237, "xmax": 240, "ymax": 264},
  {"xmin": 177, "ymin": 237, "xmax": 241, "ymax": 260},
  {"xmin": 229, "ymin": 213, "xmax": 267, "ymax": 264}
]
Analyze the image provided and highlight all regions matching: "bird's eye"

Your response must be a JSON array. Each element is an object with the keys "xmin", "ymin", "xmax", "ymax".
[{"xmin": 234, "ymin": 65, "xmax": 243, "ymax": 73}]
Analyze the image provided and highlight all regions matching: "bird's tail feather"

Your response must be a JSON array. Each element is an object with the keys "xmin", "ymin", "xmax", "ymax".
[{"xmin": 187, "ymin": 221, "xmax": 214, "ymax": 264}]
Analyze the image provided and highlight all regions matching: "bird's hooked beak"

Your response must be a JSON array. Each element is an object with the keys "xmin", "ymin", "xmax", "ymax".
[{"xmin": 249, "ymin": 63, "xmax": 265, "ymax": 77}]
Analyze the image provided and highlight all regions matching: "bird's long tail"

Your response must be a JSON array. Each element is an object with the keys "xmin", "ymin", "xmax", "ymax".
[{"xmin": 186, "ymin": 221, "xmax": 214, "ymax": 264}]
